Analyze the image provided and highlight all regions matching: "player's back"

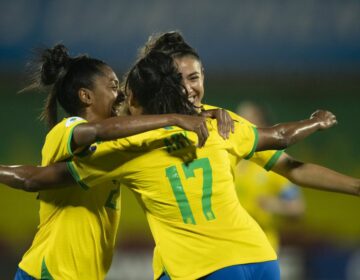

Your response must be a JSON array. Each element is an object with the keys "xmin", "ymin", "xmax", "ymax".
[{"xmin": 70, "ymin": 119, "xmax": 276, "ymax": 280}]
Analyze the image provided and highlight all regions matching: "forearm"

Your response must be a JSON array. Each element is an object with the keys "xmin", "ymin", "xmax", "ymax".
[
  {"xmin": 257, "ymin": 119, "xmax": 320, "ymax": 150},
  {"xmin": 273, "ymin": 159, "xmax": 360, "ymax": 196},
  {"xmin": 257, "ymin": 110, "xmax": 336, "ymax": 150},
  {"xmin": 0, "ymin": 164, "xmax": 73, "ymax": 192},
  {"xmin": 74, "ymin": 114, "xmax": 181, "ymax": 147},
  {"xmin": 0, "ymin": 165, "xmax": 40, "ymax": 191},
  {"xmin": 271, "ymin": 119, "xmax": 320, "ymax": 148}
]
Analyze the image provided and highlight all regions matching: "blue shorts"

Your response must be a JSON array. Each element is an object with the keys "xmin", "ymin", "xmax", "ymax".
[
  {"xmin": 159, "ymin": 260, "xmax": 280, "ymax": 280},
  {"xmin": 14, "ymin": 267, "xmax": 36, "ymax": 280}
]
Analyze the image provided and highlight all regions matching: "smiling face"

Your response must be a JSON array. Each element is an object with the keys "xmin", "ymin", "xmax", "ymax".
[
  {"xmin": 174, "ymin": 55, "xmax": 204, "ymax": 111},
  {"xmin": 90, "ymin": 65, "xmax": 120, "ymax": 119}
]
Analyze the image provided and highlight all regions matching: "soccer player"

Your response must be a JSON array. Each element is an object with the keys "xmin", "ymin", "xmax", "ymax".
[
  {"xmin": 1, "ymin": 51, "xmax": 355, "ymax": 280},
  {"xmin": 133, "ymin": 32, "xmax": 359, "ymax": 279},
  {"xmin": 235, "ymin": 101, "xmax": 305, "ymax": 251},
  {"xmin": 8, "ymin": 44, "xmax": 211, "ymax": 280}
]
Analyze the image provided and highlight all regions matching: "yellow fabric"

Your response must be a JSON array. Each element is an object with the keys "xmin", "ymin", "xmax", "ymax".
[
  {"xmin": 202, "ymin": 104, "xmax": 282, "ymax": 173},
  {"xmin": 19, "ymin": 117, "xmax": 121, "ymax": 280},
  {"xmin": 235, "ymin": 161, "xmax": 295, "ymax": 251},
  {"xmin": 68, "ymin": 118, "xmax": 277, "ymax": 280},
  {"xmin": 152, "ymin": 105, "xmax": 284, "ymax": 279}
]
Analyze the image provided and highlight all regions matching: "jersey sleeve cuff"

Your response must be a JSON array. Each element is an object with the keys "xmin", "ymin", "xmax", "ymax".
[
  {"xmin": 66, "ymin": 161, "xmax": 90, "ymax": 190},
  {"xmin": 264, "ymin": 150, "xmax": 284, "ymax": 171},
  {"xmin": 244, "ymin": 127, "xmax": 259, "ymax": 160},
  {"xmin": 66, "ymin": 121, "xmax": 88, "ymax": 156}
]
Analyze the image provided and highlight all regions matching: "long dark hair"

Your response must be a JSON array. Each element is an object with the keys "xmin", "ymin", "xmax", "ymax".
[
  {"xmin": 125, "ymin": 51, "xmax": 197, "ymax": 115},
  {"xmin": 23, "ymin": 44, "xmax": 108, "ymax": 128}
]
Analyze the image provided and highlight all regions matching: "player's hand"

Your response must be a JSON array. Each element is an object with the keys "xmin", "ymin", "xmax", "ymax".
[
  {"xmin": 175, "ymin": 115, "xmax": 209, "ymax": 147},
  {"xmin": 201, "ymin": 109, "xmax": 234, "ymax": 139},
  {"xmin": 310, "ymin": 110, "xmax": 338, "ymax": 130}
]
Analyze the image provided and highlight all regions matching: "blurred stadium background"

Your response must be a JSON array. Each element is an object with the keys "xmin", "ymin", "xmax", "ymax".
[{"xmin": 0, "ymin": 0, "xmax": 359, "ymax": 279}]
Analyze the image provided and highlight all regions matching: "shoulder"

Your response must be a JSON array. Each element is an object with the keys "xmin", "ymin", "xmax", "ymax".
[
  {"xmin": 202, "ymin": 103, "xmax": 255, "ymax": 126},
  {"xmin": 47, "ymin": 117, "xmax": 87, "ymax": 136}
]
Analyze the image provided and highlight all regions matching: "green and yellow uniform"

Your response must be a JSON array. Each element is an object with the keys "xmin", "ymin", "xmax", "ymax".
[
  {"xmin": 152, "ymin": 105, "xmax": 283, "ymax": 279},
  {"xmin": 19, "ymin": 117, "xmax": 121, "ymax": 280},
  {"xmin": 67, "ymin": 118, "xmax": 281, "ymax": 280}
]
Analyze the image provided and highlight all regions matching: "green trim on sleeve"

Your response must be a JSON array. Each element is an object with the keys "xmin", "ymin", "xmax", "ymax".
[
  {"xmin": 66, "ymin": 161, "xmax": 90, "ymax": 190},
  {"xmin": 264, "ymin": 150, "xmax": 284, "ymax": 171},
  {"xmin": 66, "ymin": 119, "xmax": 87, "ymax": 156},
  {"xmin": 244, "ymin": 127, "xmax": 259, "ymax": 160},
  {"xmin": 66, "ymin": 125, "xmax": 76, "ymax": 156}
]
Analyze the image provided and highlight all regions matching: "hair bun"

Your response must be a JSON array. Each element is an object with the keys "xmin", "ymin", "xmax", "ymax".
[
  {"xmin": 163, "ymin": 32, "xmax": 185, "ymax": 45},
  {"xmin": 41, "ymin": 44, "xmax": 70, "ymax": 85}
]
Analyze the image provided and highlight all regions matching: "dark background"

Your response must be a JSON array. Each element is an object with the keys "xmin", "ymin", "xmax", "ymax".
[{"xmin": 0, "ymin": 1, "xmax": 359, "ymax": 279}]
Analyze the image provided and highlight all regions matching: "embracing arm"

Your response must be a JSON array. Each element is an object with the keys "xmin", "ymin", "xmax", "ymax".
[
  {"xmin": 256, "ymin": 110, "xmax": 337, "ymax": 150},
  {"xmin": 201, "ymin": 108, "xmax": 234, "ymax": 139},
  {"xmin": 0, "ymin": 163, "xmax": 74, "ymax": 192},
  {"xmin": 271, "ymin": 153, "xmax": 360, "ymax": 197},
  {"xmin": 72, "ymin": 114, "xmax": 209, "ymax": 149}
]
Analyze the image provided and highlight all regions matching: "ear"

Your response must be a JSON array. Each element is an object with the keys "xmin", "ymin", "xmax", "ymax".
[
  {"xmin": 78, "ymin": 88, "xmax": 93, "ymax": 106},
  {"xmin": 127, "ymin": 90, "xmax": 142, "ymax": 115}
]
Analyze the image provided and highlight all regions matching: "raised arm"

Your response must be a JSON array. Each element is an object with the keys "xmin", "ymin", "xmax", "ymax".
[
  {"xmin": 256, "ymin": 110, "xmax": 337, "ymax": 150},
  {"xmin": 72, "ymin": 114, "xmax": 209, "ymax": 150},
  {"xmin": 0, "ymin": 163, "xmax": 73, "ymax": 192},
  {"xmin": 271, "ymin": 153, "xmax": 360, "ymax": 197}
]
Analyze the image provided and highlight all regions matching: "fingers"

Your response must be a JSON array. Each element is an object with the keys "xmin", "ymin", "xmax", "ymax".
[
  {"xmin": 218, "ymin": 110, "xmax": 227, "ymax": 139},
  {"xmin": 216, "ymin": 109, "xmax": 234, "ymax": 140},
  {"xmin": 197, "ymin": 121, "xmax": 209, "ymax": 148}
]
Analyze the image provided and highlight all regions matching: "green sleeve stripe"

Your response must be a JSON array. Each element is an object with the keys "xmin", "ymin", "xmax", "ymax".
[
  {"xmin": 66, "ymin": 121, "xmax": 86, "ymax": 156},
  {"xmin": 264, "ymin": 150, "xmax": 284, "ymax": 171},
  {"xmin": 66, "ymin": 161, "xmax": 89, "ymax": 190},
  {"xmin": 66, "ymin": 124, "xmax": 78, "ymax": 156},
  {"xmin": 244, "ymin": 127, "xmax": 258, "ymax": 160}
]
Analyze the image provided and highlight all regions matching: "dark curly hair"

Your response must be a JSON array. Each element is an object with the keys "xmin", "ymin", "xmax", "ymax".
[{"xmin": 125, "ymin": 51, "xmax": 197, "ymax": 115}]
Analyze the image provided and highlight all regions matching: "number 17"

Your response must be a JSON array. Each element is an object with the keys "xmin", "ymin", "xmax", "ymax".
[{"xmin": 165, "ymin": 158, "xmax": 215, "ymax": 224}]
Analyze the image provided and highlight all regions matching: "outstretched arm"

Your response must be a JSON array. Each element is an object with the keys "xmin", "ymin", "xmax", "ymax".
[
  {"xmin": 72, "ymin": 114, "xmax": 209, "ymax": 149},
  {"xmin": 256, "ymin": 110, "xmax": 337, "ymax": 151},
  {"xmin": 0, "ymin": 163, "xmax": 73, "ymax": 192},
  {"xmin": 271, "ymin": 153, "xmax": 360, "ymax": 197}
]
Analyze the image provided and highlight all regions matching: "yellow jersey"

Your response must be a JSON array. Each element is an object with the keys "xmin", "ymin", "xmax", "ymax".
[
  {"xmin": 152, "ymin": 104, "xmax": 283, "ymax": 279},
  {"xmin": 67, "ymin": 118, "xmax": 278, "ymax": 280},
  {"xmin": 19, "ymin": 117, "xmax": 121, "ymax": 280}
]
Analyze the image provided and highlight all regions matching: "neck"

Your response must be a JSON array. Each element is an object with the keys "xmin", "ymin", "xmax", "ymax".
[{"xmin": 79, "ymin": 111, "xmax": 103, "ymax": 123}]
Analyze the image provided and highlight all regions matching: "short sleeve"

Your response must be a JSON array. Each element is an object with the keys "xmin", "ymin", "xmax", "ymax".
[
  {"xmin": 227, "ymin": 122, "xmax": 258, "ymax": 160},
  {"xmin": 41, "ymin": 117, "xmax": 87, "ymax": 165}
]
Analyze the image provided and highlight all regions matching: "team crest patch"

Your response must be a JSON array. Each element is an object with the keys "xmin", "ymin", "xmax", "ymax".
[{"xmin": 65, "ymin": 117, "xmax": 85, "ymax": 127}]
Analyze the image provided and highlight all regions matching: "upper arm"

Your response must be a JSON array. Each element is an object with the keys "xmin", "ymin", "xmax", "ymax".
[{"xmin": 71, "ymin": 123, "xmax": 97, "ymax": 153}]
